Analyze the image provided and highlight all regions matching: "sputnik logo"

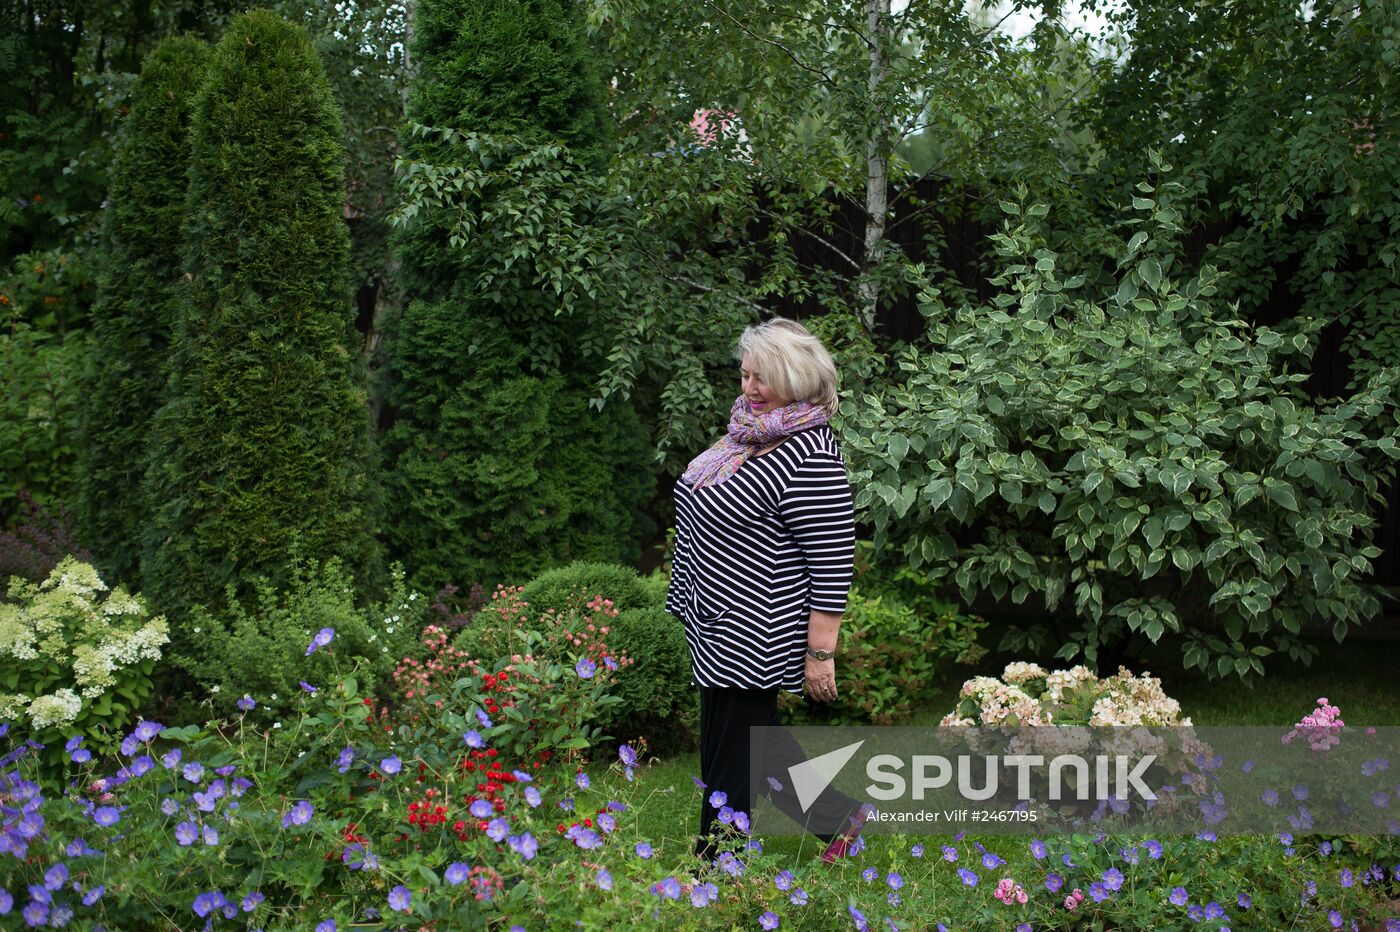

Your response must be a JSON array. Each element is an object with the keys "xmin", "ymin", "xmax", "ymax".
[{"xmin": 788, "ymin": 740, "xmax": 865, "ymax": 812}]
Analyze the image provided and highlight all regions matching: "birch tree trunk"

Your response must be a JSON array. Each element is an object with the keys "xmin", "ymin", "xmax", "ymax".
[{"xmin": 857, "ymin": 0, "xmax": 892, "ymax": 332}]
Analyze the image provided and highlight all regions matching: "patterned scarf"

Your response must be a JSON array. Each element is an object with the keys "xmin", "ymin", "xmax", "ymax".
[{"xmin": 681, "ymin": 395, "xmax": 830, "ymax": 489}]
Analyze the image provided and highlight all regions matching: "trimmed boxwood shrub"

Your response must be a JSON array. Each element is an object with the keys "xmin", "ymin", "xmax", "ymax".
[
  {"xmin": 456, "ymin": 561, "xmax": 697, "ymax": 754},
  {"xmin": 599, "ymin": 604, "xmax": 697, "ymax": 755},
  {"xmin": 518, "ymin": 560, "xmax": 656, "ymax": 615}
]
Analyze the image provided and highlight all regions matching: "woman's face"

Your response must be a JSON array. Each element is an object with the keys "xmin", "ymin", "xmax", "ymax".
[{"xmin": 740, "ymin": 352, "xmax": 791, "ymax": 414}]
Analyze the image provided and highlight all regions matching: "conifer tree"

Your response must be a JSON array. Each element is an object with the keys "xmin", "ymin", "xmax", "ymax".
[
  {"xmin": 74, "ymin": 35, "xmax": 209, "ymax": 587},
  {"xmin": 380, "ymin": 0, "xmax": 654, "ymax": 590},
  {"xmin": 142, "ymin": 10, "xmax": 382, "ymax": 630}
]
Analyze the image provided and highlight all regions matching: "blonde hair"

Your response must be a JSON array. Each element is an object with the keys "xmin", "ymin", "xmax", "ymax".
[{"xmin": 735, "ymin": 317, "xmax": 840, "ymax": 417}]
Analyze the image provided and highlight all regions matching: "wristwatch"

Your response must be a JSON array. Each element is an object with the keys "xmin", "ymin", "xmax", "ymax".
[{"xmin": 805, "ymin": 646, "xmax": 837, "ymax": 661}]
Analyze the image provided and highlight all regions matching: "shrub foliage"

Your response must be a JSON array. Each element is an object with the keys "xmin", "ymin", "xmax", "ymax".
[
  {"xmin": 140, "ymin": 11, "xmax": 382, "ymax": 634},
  {"xmin": 73, "ymin": 36, "xmax": 210, "ymax": 588},
  {"xmin": 846, "ymin": 162, "xmax": 1400, "ymax": 680},
  {"xmin": 381, "ymin": 0, "xmax": 653, "ymax": 592}
]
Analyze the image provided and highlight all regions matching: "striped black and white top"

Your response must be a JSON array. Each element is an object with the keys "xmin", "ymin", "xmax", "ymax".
[{"xmin": 666, "ymin": 425, "xmax": 856, "ymax": 691}]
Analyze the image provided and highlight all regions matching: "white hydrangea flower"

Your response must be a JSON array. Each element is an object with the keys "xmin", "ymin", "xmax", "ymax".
[
  {"xmin": 28, "ymin": 688, "xmax": 82, "ymax": 729},
  {"xmin": 1002, "ymin": 661, "xmax": 1048, "ymax": 684},
  {"xmin": 0, "ymin": 610, "xmax": 38, "ymax": 660},
  {"xmin": 0, "ymin": 693, "xmax": 31, "ymax": 721}
]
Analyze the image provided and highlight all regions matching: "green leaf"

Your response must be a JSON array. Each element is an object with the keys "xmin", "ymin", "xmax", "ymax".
[
  {"xmin": 1265, "ymin": 482, "xmax": 1298, "ymax": 511},
  {"xmin": 924, "ymin": 477, "xmax": 953, "ymax": 509},
  {"xmin": 1113, "ymin": 277, "xmax": 1139, "ymax": 307},
  {"xmin": 1137, "ymin": 257, "xmax": 1162, "ymax": 290},
  {"xmin": 1143, "ymin": 517, "xmax": 1165, "ymax": 549}
]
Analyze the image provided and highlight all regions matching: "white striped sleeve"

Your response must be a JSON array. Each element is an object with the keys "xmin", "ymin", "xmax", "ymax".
[{"xmin": 778, "ymin": 449, "xmax": 855, "ymax": 614}]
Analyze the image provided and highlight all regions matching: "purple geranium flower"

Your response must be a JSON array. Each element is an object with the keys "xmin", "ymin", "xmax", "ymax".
[
  {"xmin": 597, "ymin": 868, "xmax": 613, "ymax": 890},
  {"xmin": 387, "ymin": 885, "xmax": 411, "ymax": 913},
  {"xmin": 380, "ymin": 756, "xmax": 401, "ymax": 776},
  {"xmin": 761, "ymin": 911, "xmax": 780, "ymax": 930},
  {"xmin": 192, "ymin": 892, "xmax": 223, "ymax": 918},
  {"xmin": 576, "ymin": 657, "xmax": 597, "ymax": 679},
  {"xmin": 464, "ymin": 730, "xmax": 484, "ymax": 749},
  {"xmin": 1171, "ymin": 886, "xmax": 1189, "ymax": 906},
  {"xmin": 282, "ymin": 800, "xmax": 314, "ymax": 828},
  {"xmin": 237, "ymin": 695, "xmax": 256, "ymax": 712},
  {"xmin": 445, "ymin": 863, "xmax": 469, "ymax": 885},
  {"xmin": 306, "ymin": 627, "xmax": 335, "ymax": 655},
  {"xmin": 958, "ymin": 868, "xmax": 978, "ymax": 886},
  {"xmin": 92, "ymin": 806, "xmax": 120, "ymax": 827},
  {"xmin": 299, "ymin": 681, "xmax": 317, "ymax": 695},
  {"xmin": 175, "ymin": 822, "xmax": 198, "ymax": 846},
  {"xmin": 1103, "ymin": 868, "xmax": 1124, "ymax": 891},
  {"xmin": 635, "ymin": 842, "xmax": 653, "ymax": 859}
]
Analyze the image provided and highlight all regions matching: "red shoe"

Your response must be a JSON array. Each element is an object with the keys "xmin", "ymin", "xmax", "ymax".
[{"xmin": 820, "ymin": 803, "xmax": 874, "ymax": 863}]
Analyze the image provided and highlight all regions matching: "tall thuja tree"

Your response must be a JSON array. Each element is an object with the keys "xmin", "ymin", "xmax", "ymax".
[
  {"xmin": 73, "ymin": 35, "xmax": 209, "ymax": 588},
  {"xmin": 142, "ymin": 10, "xmax": 382, "ymax": 634},
  {"xmin": 380, "ymin": 0, "xmax": 654, "ymax": 591}
]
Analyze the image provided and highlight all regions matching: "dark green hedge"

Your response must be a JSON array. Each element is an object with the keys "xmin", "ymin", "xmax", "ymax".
[
  {"xmin": 141, "ymin": 10, "xmax": 382, "ymax": 636},
  {"xmin": 379, "ymin": 309, "xmax": 653, "ymax": 592},
  {"xmin": 398, "ymin": 0, "xmax": 610, "ymax": 298},
  {"xmin": 382, "ymin": 0, "xmax": 653, "ymax": 591},
  {"xmin": 74, "ymin": 35, "xmax": 210, "ymax": 588}
]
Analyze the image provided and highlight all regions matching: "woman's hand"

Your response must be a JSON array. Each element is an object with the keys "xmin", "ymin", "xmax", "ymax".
[{"xmin": 804, "ymin": 654, "xmax": 838, "ymax": 702}]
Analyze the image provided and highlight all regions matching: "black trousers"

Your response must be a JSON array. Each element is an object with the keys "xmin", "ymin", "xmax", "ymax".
[{"xmin": 695, "ymin": 685, "xmax": 864, "ymax": 859}]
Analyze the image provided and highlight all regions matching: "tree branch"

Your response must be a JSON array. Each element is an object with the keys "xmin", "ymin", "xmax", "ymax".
[
  {"xmin": 754, "ymin": 206, "xmax": 864, "ymax": 273},
  {"xmin": 663, "ymin": 271, "xmax": 771, "ymax": 313},
  {"xmin": 701, "ymin": 0, "xmax": 840, "ymax": 90}
]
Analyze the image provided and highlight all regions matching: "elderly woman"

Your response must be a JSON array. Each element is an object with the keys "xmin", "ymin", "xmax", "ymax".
[{"xmin": 666, "ymin": 317, "xmax": 869, "ymax": 862}]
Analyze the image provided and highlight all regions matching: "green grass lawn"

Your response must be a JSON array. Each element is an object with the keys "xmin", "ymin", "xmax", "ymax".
[{"xmin": 622, "ymin": 634, "xmax": 1400, "ymax": 869}]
